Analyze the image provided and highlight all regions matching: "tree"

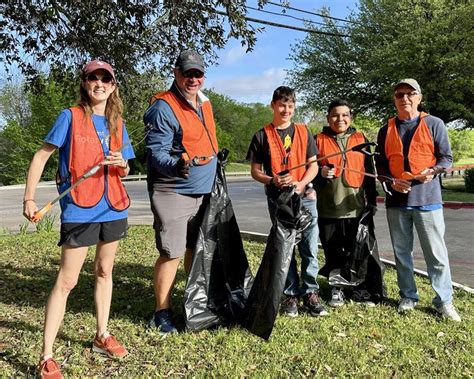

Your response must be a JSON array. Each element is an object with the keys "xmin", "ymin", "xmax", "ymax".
[
  {"xmin": 0, "ymin": 75, "xmax": 73, "ymax": 185},
  {"xmin": 448, "ymin": 129, "xmax": 474, "ymax": 162},
  {"xmin": 1, "ymin": 0, "xmax": 268, "ymax": 79},
  {"xmin": 289, "ymin": 0, "xmax": 474, "ymax": 128},
  {"xmin": 205, "ymin": 89, "xmax": 272, "ymax": 161}
]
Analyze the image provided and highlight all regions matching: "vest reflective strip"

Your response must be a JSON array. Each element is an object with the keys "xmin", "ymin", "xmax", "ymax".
[
  {"xmin": 69, "ymin": 107, "xmax": 130, "ymax": 210},
  {"xmin": 385, "ymin": 113, "xmax": 436, "ymax": 178},
  {"xmin": 316, "ymin": 132, "xmax": 366, "ymax": 188},
  {"xmin": 264, "ymin": 123, "xmax": 308, "ymax": 181},
  {"xmin": 150, "ymin": 91, "xmax": 218, "ymax": 161}
]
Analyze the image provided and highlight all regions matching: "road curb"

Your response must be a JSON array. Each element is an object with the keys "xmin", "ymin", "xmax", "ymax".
[
  {"xmin": 375, "ymin": 196, "xmax": 474, "ymax": 209},
  {"xmin": 240, "ymin": 231, "xmax": 474, "ymax": 294}
]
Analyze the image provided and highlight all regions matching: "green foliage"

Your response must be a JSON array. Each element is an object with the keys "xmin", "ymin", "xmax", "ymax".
[
  {"xmin": 464, "ymin": 168, "xmax": 474, "ymax": 193},
  {"xmin": 0, "ymin": 74, "xmax": 75, "ymax": 185},
  {"xmin": 35, "ymin": 213, "xmax": 59, "ymax": 233},
  {"xmin": 352, "ymin": 115, "xmax": 381, "ymax": 143},
  {"xmin": 205, "ymin": 90, "xmax": 272, "ymax": 161},
  {"xmin": 18, "ymin": 221, "xmax": 29, "ymax": 236},
  {"xmin": 120, "ymin": 71, "xmax": 167, "ymax": 174},
  {"xmin": 289, "ymin": 0, "xmax": 474, "ymax": 128},
  {"xmin": 0, "ymin": 226, "xmax": 473, "ymax": 377},
  {"xmin": 448, "ymin": 129, "xmax": 474, "ymax": 162},
  {"xmin": 2, "ymin": 1, "xmax": 265, "ymax": 80}
]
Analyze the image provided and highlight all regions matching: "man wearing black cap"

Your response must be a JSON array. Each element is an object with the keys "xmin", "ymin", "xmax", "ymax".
[
  {"xmin": 144, "ymin": 50, "xmax": 219, "ymax": 333},
  {"xmin": 375, "ymin": 79, "xmax": 461, "ymax": 322}
]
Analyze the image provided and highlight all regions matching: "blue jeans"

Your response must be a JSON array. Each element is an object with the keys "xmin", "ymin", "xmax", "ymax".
[
  {"xmin": 386, "ymin": 207, "xmax": 453, "ymax": 307},
  {"xmin": 268, "ymin": 197, "xmax": 320, "ymax": 296}
]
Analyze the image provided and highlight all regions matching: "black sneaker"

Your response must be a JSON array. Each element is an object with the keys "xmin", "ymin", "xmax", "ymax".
[
  {"xmin": 304, "ymin": 291, "xmax": 328, "ymax": 316},
  {"xmin": 281, "ymin": 296, "xmax": 299, "ymax": 317},
  {"xmin": 150, "ymin": 308, "xmax": 178, "ymax": 334},
  {"xmin": 352, "ymin": 289, "xmax": 376, "ymax": 307}
]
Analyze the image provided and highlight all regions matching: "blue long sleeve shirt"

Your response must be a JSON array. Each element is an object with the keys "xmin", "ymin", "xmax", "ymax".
[{"xmin": 144, "ymin": 82, "xmax": 217, "ymax": 194}]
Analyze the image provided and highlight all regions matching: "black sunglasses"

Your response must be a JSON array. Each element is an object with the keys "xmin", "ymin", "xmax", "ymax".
[
  {"xmin": 394, "ymin": 91, "xmax": 418, "ymax": 99},
  {"xmin": 86, "ymin": 74, "xmax": 115, "ymax": 84},
  {"xmin": 182, "ymin": 70, "xmax": 204, "ymax": 79}
]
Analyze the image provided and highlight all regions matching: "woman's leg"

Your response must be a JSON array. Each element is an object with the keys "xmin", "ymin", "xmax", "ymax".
[
  {"xmin": 93, "ymin": 240, "xmax": 119, "ymax": 336},
  {"xmin": 42, "ymin": 246, "xmax": 89, "ymax": 357}
]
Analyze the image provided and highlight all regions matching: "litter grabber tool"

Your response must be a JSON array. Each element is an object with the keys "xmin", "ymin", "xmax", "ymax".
[
  {"xmin": 190, "ymin": 155, "xmax": 215, "ymax": 166},
  {"xmin": 31, "ymin": 124, "xmax": 153, "ymax": 222},
  {"xmin": 329, "ymin": 164, "xmax": 394, "ymax": 183},
  {"xmin": 277, "ymin": 142, "xmax": 377, "ymax": 176}
]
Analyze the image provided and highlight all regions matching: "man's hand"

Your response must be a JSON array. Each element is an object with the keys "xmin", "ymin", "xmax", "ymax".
[
  {"xmin": 416, "ymin": 168, "xmax": 435, "ymax": 183},
  {"xmin": 391, "ymin": 179, "xmax": 411, "ymax": 193},
  {"xmin": 176, "ymin": 157, "xmax": 190, "ymax": 179}
]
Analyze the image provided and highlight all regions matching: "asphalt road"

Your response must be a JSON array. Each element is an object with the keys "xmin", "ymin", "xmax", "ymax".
[{"xmin": 1, "ymin": 178, "xmax": 473, "ymax": 287}]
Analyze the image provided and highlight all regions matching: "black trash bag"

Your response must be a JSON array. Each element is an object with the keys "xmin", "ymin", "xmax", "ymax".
[
  {"xmin": 327, "ymin": 207, "xmax": 386, "ymax": 302},
  {"xmin": 183, "ymin": 150, "xmax": 254, "ymax": 331},
  {"xmin": 243, "ymin": 189, "xmax": 312, "ymax": 340}
]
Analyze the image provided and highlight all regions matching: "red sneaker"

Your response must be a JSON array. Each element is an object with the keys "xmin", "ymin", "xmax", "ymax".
[
  {"xmin": 38, "ymin": 357, "xmax": 63, "ymax": 379},
  {"xmin": 92, "ymin": 334, "xmax": 128, "ymax": 358}
]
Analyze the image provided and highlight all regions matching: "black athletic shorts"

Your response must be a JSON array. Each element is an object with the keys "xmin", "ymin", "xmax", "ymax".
[{"xmin": 58, "ymin": 218, "xmax": 128, "ymax": 248}]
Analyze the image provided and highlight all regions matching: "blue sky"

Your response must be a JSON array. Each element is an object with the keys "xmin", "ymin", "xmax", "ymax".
[{"xmin": 205, "ymin": 0, "xmax": 358, "ymax": 104}]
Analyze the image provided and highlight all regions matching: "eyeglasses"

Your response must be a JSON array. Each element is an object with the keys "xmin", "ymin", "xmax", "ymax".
[
  {"xmin": 85, "ymin": 74, "xmax": 115, "ymax": 84},
  {"xmin": 394, "ymin": 91, "xmax": 419, "ymax": 99},
  {"xmin": 182, "ymin": 70, "xmax": 204, "ymax": 79}
]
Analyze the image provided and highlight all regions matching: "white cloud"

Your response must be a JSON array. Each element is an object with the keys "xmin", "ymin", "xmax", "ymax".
[
  {"xmin": 207, "ymin": 67, "xmax": 287, "ymax": 104},
  {"xmin": 222, "ymin": 46, "xmax": 247, "ymax": 65}
]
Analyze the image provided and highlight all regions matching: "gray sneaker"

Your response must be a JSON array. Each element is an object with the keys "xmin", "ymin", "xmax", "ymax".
[
  {"xmin": 281, "ymin": 296, "xmax": 299, "ymax": 317},
  {"xmin": 435, "ymin": 303, "xmax": 461, "ymax": 322},
  {"xmin": 328, "ymin": 287, "xmax": 345, "ymax": 308},
  {"xmin": 398, "ymin": 298, "xmax": 417, "ymax": 313}
]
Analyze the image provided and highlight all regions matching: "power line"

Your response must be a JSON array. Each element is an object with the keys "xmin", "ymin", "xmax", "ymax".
[
  {"xmin": 266, "ymin": 1, "xmax": 361, "ymax": 25},
  {"xmin": 246, "ymin": 5, "xmax": 344, "ymax": 29},
  {"xmin": 215, "ymin": 10, "xmax": 349, "ymax": 37}
]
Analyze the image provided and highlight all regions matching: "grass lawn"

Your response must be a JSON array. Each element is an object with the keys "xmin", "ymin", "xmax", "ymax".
[{"xmin": 1, "ymin": 226, "xmax": 473, "ymax": 377}]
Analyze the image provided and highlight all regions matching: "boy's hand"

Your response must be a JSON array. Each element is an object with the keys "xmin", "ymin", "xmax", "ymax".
[
  {"xmin": 321, "ymin": 165, "xmax": 335, "ymax": 179},
  {"xmin": 274, "ymin": 172, "xmax": 294, "ymax": 188},
  {"xmin": 293, "ymin": 181, "xmax": 306, "ymax": 194}
]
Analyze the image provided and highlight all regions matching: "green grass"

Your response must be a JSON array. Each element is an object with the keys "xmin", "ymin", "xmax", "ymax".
[
  {"xmin": 225, "ymin": 162, "xmax": 250, "ymax": 173},
  {"xmin": 1, "ymin": 227, "xmax": 473, "ymax": 377},
  {"xmin": 455, "ymin": 157, "xmax": 474, "ymax": 165}
]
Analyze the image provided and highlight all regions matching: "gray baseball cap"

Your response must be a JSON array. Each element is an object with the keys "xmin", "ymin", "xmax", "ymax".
[
  {"xmin": 175, "ymin": 50, "xmax": 205, "ymax": 73},
  {"xmin": 394, "ymin": 78, "xmax": 421, "ymax": 93}
]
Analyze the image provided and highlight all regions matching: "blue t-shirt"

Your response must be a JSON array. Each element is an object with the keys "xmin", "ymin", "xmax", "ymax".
[{"xmin": 45, "ymin": 109, "xmax": 135, "ymax": 223}]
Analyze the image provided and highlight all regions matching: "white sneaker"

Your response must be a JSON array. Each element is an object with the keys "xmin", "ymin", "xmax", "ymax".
[
  {"xmin": 435, "ymin": 303, "xmax": 461, "ymax": 322},
  {"xmin": 398, "ymin": 298, "xmax": 417, "ymax": 313},
  {"xmin": 328, "ymin": 287, "xmax": 345, "ymax": 307}
]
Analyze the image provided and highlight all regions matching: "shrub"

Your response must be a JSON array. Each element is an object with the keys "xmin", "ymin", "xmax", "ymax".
[{"xmin": 464, "ymin": 168, "xmax": 474, "ymax": 193}]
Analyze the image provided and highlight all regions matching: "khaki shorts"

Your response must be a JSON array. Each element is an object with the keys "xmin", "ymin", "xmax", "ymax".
[{"xmin": 149, "ymin": 190, "xmax": 205, "ymax": 258}]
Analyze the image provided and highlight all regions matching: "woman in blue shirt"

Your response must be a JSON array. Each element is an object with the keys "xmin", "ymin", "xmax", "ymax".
[{"xmin": 23, "ymin": 60, "xmax": 134, "ymax": 378}]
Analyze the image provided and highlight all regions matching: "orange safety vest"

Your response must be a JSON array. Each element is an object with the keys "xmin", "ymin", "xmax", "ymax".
[
  {"xmin": 264, "ymin": 123, "xmax": 308, "ymax": 181},
  {"xmin": 69, "ymin": 107, "xmax": 130, "ymax": 211},
  {"xmin": 385, "ymin": 112, "xmax": 436, "ymax": 178},
  {"xmin": 316, "ymin": 131, "xmax": 366, "ymax": 188},
  {"xmin": 149, "ymin": 91, "xmax": 218, "ymax": 163}
]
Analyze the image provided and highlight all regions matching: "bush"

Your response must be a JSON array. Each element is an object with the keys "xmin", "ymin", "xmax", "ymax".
[{"xmin": 464, "ymin": 168, "xmax": 474, "ymax": 193}]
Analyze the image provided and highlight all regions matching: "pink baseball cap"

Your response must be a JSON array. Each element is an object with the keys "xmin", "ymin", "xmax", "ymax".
[{"xmin": 82, "ymin": 60, "xmax": 115, "ymax": 79}]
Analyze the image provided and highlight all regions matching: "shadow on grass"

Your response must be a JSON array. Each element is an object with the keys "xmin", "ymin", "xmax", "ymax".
[{"xmin": 0, "ymin": 259, "xmax": 189, "ymax": 324}]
